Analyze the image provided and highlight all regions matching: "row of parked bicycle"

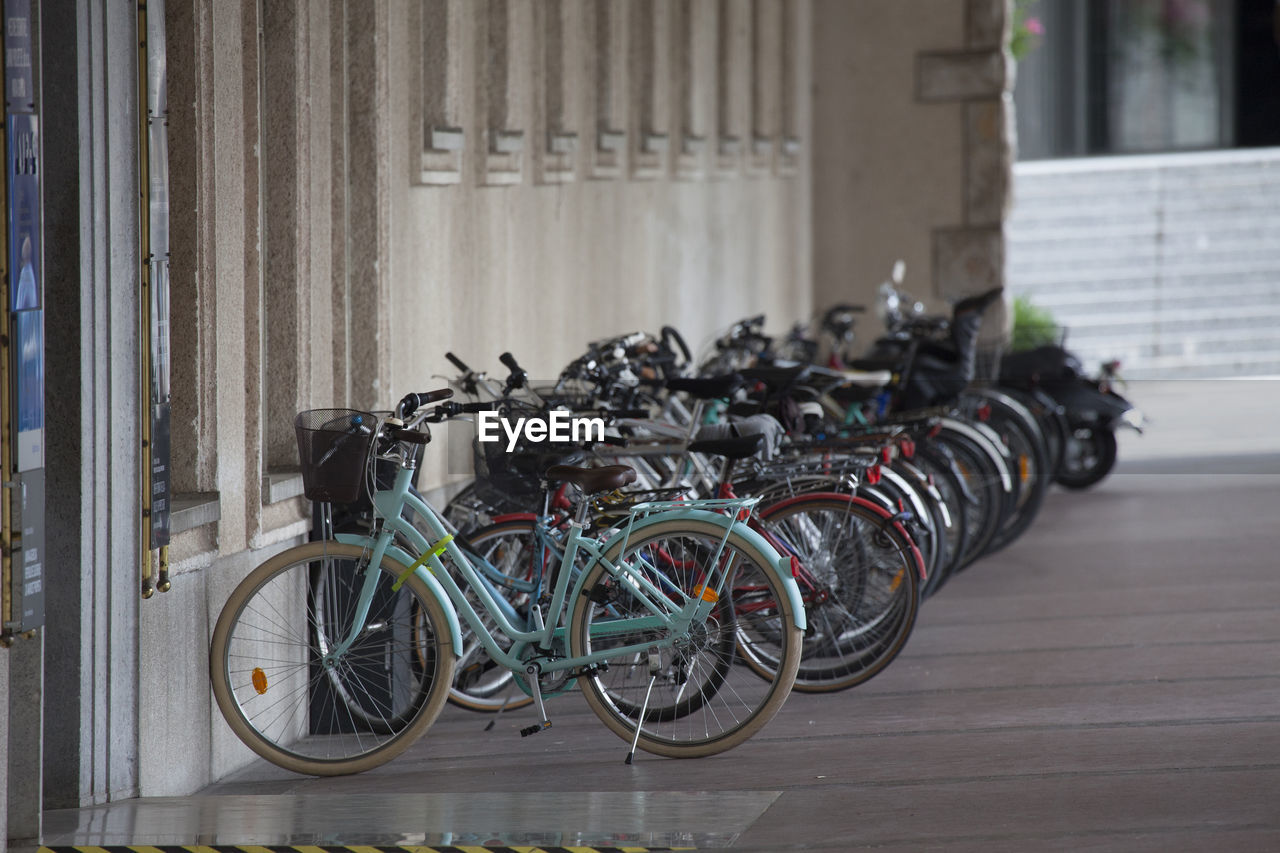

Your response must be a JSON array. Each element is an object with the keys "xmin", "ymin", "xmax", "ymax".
[{"xmin": 208, "ymin": 265, "xmax": 1142, "ymax": 775}]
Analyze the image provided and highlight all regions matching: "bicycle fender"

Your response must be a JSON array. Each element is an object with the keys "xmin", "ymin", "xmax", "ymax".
[
  {"xmin": 584, "ymin": 509, "xmax": 807, "ymax": 631},
  {"xmin": 759, "ymin": 492, "xmax": 928, "ymax": 581},
  {"xmin": 489, "ymin": 512, "xmax": 538, "ymax": 524},
  {"xmin": 333, "ymin": 533, "xmax": 465, "ymax": 655}
]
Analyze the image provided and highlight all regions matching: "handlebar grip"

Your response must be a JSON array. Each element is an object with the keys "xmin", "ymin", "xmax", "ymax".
[
  {"xmin": 421, "ymin": 388, "xmax": 454, "ymax": 404},
  {"xmin": 445, "ymin": 352, "xmax": 471, "ymax": 373},
  {"xmin": 425, "ymin": 400, "xmax": 502, "ymax": 421},
  {"xmin": 398, "ymin": 388, "xmax": 454, "ymax": 416},
  {"xmin": 388, "ymin": 425, "xmax": 430, "ymax": 445},
  {"xmin": 499, "ymin": 352, "xmax": 523, "ymax": 373}
]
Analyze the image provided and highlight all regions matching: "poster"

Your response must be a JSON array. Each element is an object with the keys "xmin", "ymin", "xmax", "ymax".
[
  {"xmin": 4, "ymin": 0, "xmax": 34, "ymax": 112},
  {"xmin": 8, "ymin": 112, "xmax": 42, "ymax": 471}
]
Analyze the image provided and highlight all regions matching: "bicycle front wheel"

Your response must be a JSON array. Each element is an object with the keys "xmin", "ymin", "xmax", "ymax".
[
  {"xmin": 568, "ymin": 519, "xmax": 801, "ymax": 758},
  {"xmin": 210, "ymin": 541, "xmax": 455, "ymax": 776}
]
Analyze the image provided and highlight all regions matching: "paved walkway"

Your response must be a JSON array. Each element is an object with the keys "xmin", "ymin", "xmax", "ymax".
[{"xmin": 40, "ymin": 385, "xmax": 1280, "ymax": 850}]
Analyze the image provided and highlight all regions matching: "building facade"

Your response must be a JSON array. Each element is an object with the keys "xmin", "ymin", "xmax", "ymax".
[{"xmin": 3, "ymin": 1, "xmax": 1015, "ymax": 845}]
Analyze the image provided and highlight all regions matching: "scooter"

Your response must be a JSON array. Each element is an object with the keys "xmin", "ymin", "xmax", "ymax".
[{"xmin": 998, "ymin": 345, "xmax": 1144, "ymax": 489}]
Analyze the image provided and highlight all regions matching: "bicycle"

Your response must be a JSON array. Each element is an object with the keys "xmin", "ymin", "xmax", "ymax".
[{"xmin": 209, "ymin": 392, "xmax": 805, "ymax": 775}]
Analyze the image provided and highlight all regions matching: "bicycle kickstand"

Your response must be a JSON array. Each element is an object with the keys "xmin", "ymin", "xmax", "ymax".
[
  {"xmin": 484, "ymin": 695, "xmax": 512, "ymax": 732},
  {"xmin": 519, "ymin": 663, "xmax": 553, "ymax": 737},
  {"xmin": 625, "ymin": 652, "xmax": 662, "ymax": 765}
]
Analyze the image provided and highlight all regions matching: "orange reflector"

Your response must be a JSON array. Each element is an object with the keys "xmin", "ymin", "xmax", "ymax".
[
  {"xmin": 889, "ymin": 569, "xmax": 904, "ymax": 593},
  {"xmin": 1019, "ymin": 454, "xmax": 1029, "ymax": 482},
  {"xmin": 252, "ymin": 667, "xmax": 268, "ymax": 695},
  {"xmin": 694, "ymin": 585, "xmax": 719, "ymax": 603}
]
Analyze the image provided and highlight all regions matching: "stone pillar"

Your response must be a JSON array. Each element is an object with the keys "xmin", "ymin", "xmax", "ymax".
[
  {"xmin": 811, "ymin": 0, "xmax": 1014, "ymax": 346},
  {"xmin": 344, "ymin": 0, "xmax": 393, "ymax": 409},
  {"xmin": 0, "ymin": 651, "xmax": 7, "ymax": 851},
  {"xmin": 5, "ymin": 637, "xmax": 41, "ymax": 847},
  {"xmin": 918, "ymin": 0, "xmax": 1014, "ymax": 344},
  {"xmin": 41, "ymin": 0, "xmax": 88, "ymax": 812},
  {"xmin": 37, "ymin": 0, "xmax": 142, "ymax": 811}
]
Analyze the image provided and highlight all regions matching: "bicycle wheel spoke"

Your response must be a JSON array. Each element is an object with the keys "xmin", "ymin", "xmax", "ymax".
[
  {"xmin": 569, "ymin": 520, "xmax": 800, "ymax": 757},
  {"xmin": 211, "ymin": 543, "xmax": 454, "ymax": 775}
]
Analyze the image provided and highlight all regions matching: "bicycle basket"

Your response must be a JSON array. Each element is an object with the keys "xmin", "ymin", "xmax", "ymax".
[
  {"xmin": 472, "ymin": 438, "xmax": 586, "ymax": 504},
  {"xmin": 295, "ymin": 409, "xmax": 379, "ymax": 504}
]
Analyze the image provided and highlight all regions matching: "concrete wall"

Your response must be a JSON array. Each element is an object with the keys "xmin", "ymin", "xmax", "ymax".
[
  {"xmin": 1008, "ymin": 148, "xmax": 1280, "ymax": 377},
  {"xmin": 811, "ymin": 0, "xmax": 1013, "ymax": 345},
  {"xmin": 138, "ymin": 0, "xmax": 814, "ymax": 796}
]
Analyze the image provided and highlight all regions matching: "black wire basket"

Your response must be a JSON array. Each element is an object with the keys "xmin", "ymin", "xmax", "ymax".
[
  {"xmin": 972, "ymin": 344, "xmax": 1005, "ymax": 387},
  {"xmin": 295, "ymin": 409, "xmax": 378, "ymax": 504},
  {"xmin": 470, "ymin": 437, "xmax": 586, "ymax": 509}
]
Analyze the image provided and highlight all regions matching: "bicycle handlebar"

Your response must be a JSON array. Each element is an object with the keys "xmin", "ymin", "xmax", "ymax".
[
  {"xmin": 445, "ymin": 351, "xmax": 471, "ymax": 373},
  {"xmin": 397, "ymin": 388, "xmax": 454, "ymax": 419},
  {"xmin": 499, "ymin": 351, "xmax": 528, "ymax": 393},
  {"xmin": 499, "ymin": 351, "xmax": 523, "ymax": 374}
]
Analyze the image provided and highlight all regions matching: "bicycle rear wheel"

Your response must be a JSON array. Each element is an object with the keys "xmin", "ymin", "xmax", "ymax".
[
  {"xmin": 210, "ymin": 541, "xmax": 455, "ymax": 776},
  {"xmin": 568, "ymin": 519, "xmax": 801, "ymax": 758},
  {"xmin": 754, "ymin": 495, "xmax": 921, "ymax": 692}
]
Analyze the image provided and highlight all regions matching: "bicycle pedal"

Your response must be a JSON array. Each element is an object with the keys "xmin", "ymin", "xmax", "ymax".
[{"xmin": 520, "ymin": 721, "xmax": 552, "ymax": 737}]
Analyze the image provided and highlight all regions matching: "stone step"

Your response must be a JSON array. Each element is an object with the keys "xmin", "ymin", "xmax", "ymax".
[{"xmin": 1007, "ymin": 149, "xmax": 1280, "ymax": 378}]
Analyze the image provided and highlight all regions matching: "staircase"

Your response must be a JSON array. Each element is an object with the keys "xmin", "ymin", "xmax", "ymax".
[{"xmin": 1006, "ymin": 148, "xmax": 1280, "ymax": 378}]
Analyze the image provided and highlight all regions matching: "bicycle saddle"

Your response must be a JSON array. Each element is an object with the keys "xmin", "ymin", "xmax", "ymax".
[
  {"xmin": 544, "ymin": 464, "xmax": 637, "ymax": 493},
  {"xmin": 687, "ymin": 433, "xmax": 764, "ymax": 460},
  {"xmin": 739, "ymin": 364, "xmax": 809, "ymax": 389},
  {"xmin": 666, "ymin": 373, "xmax": 744, "ymax": 399}
]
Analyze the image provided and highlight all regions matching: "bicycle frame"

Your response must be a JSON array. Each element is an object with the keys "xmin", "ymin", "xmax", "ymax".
[{"xmin": 333, "ymin": 462, "xmax": 805, "ymax": 679}]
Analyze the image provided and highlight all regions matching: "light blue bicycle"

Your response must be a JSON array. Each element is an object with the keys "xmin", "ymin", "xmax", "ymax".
[{"xmin": 209, "ymin": 390, "xmax": 805, "ymax": 775}]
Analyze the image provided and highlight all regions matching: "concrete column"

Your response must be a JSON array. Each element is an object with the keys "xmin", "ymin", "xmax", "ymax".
[
  {"xmin": 344, "ymin": 1, "xmax": 392, "ymax": 408},
  {"xmin": 41, "ymin": 0, "xmax": 89, "ymax": 813},
  {"xmin": 5, "ymin": 637, "xmax": 42, "ymax": 847},
  {"xmin": 811, "ymin": 0, "xmax": 1014, "ymax": 334},
  {"xmin": 0, "ymin": 651, "xmax": 7, "ymax": 851},
  {"xmin": 36, "ymin": 0, "xmax": 142, "ymax": 811}
]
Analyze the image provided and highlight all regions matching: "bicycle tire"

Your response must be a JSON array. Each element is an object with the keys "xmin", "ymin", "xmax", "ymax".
[
  {"xmin": 894, "ymin": 458, "xmax": 953, "ymax": 590},
  {"xmin": 934, "ymin": 428, "xmax": 1005, "ymax": 569},
  {"xmin": 1055, "ymin": 425, "xmax": 1117, "ymax": 489},
  {"xmin": 753, "ymin": 495, "xmax": 921, "ymax": 692},
  {"xmin": 210, "ymin": 541, "xmax": 455, "ymax": 776},
  {"xmin": 568, "ymin": 518, "xmax": 801, "ymax": 758},
  {"xmin": 978, "ymin": 399, "xmax": 1052, "ymax": 554},
  {"xmin": 911, "ymin": 444, "xmax": 969, "ymax": 595}
]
